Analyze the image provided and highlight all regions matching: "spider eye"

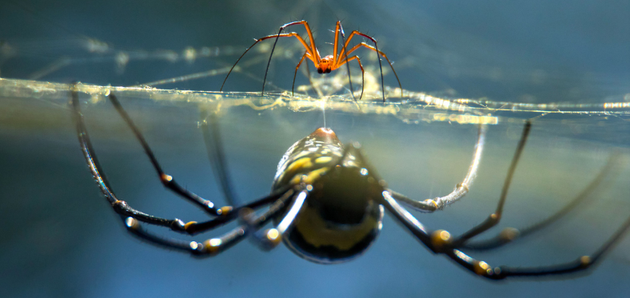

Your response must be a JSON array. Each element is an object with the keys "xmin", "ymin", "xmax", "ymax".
[
  {"xmin": 325, "ymin": 69, "xmax": 331, "ymax": 74},
  {"xmin": 317, "ymin": 69, "xmax": 324, "ymax": 74}
]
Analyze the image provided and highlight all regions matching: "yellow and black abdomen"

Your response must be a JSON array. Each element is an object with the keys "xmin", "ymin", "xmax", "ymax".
[{"xmin": 272, "ymin": 128, "xmax": 384, "ymax": 264}]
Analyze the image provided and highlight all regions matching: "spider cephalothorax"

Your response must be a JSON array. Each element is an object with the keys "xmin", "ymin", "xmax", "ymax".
[{"xmin": 317, "ymin": 55, "xmax": 334, "ymax": 74}]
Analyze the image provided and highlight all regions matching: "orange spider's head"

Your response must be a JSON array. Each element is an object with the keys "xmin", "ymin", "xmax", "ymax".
[{"xmin": 317, "ymin": 55, "xmax": 334, "ymax": 74}]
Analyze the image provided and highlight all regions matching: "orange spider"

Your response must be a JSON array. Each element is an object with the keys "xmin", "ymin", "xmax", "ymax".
[{"xmin": 220, "ymin": 20, "xmax": 403, "ymax": 101}]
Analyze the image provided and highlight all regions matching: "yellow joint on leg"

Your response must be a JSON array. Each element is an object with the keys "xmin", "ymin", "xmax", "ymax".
[
  {"xmin": 473, "ymin": 260, "xmax": 492, "ymax": 276},
  {"xmin": 265, "ymin": 228, "xmax": 282, "ymax": 247},
  {"xmin": 430, "ymin": 230, "xmax": 452, "ymax": 250},
  {"xmin": 125, "ymin": 217, "xmax": 140, "ymax": 230},
  {"xmin": 580, "ymin": 256, "xmax": 591, "ymax": 267},
  {"xmin": 203, "ymin": 238, "xmax": 222, "ymax": 255},
  {"xmin": 161, "ymin": 173, "xmax": 173, "ymax": 182},
  {"xmin": 218, "ymin": 206, "xmax": 233, "ymax": 215},
  {"xmin": 184, "ymin": 221, "xmax": 197, "ymax": 230}
]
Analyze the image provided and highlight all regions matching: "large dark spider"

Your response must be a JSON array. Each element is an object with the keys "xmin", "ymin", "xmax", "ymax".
[{"xmin": 71, "ymin": 84, "xmax": 629, "ymax": 280}]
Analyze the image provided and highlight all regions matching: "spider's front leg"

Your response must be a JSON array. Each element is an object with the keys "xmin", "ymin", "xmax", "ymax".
[
  {"xmin": 262, "ymin": 20, "xmax": 320, "ymax": 95},
  {"xmin": 71, "ymin": 84, "xmax": 292, "ymax": 255},
  {"xmin": 221, "ymin": 32, "xmax": 316, "ymax": 94},
  {"xmin": 336, "ymin": 31, "xmax": 403, "ymax": 101}
]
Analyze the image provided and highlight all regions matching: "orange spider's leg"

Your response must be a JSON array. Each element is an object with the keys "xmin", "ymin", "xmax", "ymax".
[
  {"xmin": 338, "ymin": 31, "xmax": 387, "ymax": 64},
  {"xmin": 221, "ymin": 33, "xmax": 317, "ymax": 92},
  {"xmin": 280, "ymin": 20, "xmax": 320, "ymax": 61},
  {"xmin": 332, "ymin": 21, "xmax": 342, "ymax": 65},
  {"xmin": 339, "ymin": 42, "xmax": 403, "ymax": 97},
  {"xmin": 332, "ymin": 21, "xmax": 359, "ymax": 101},
  {"xmin": 292, "ymin": 51, "xmax": 314, "ymax": 96},
  {"xmin": 335, "ymin": 31, "xmax": 386, "ymax": 101},
  {"xmin": 257, "ymin": 33, "xmax": 317, "ymax": 59},
  {"xmin": 339, "ymin": 55, "xmax": 365, "ymax": 100},
  {"xmin": 336, "ymin": 35, "xmax": 403, "ymax": 100},
  {"xmin": 263, "ymin": 20, "xmax": 321, "ymax": 94},
  {"xmin": 337, "ymin": 31, "xmax": 360, "ymax": 63}
]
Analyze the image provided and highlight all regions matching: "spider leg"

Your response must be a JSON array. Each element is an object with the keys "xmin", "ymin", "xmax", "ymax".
[
  {"xmin": 71, "ymin": 85, "xmax": 290, "ymax": 236},
  {"xmin": 382, "ymin": 183, "xmax": 630, "ymax": 280},
  {"xmin": 263, "ymin": 20, "xmax": 320, "ymax": 95},
  {"xmin": 200, "ymin": 109, "xmax": 239, "ymax": 207},
  {"xmin": 72, "ymin": 86, "xmax": 192, "ymax": 232},
  {"xmin": 337, "ymin": 40, "xmax": 403, "ymax": 100},
  {"xmin": 340, "ymin": 55, "xmax": 365, "ymax": 100},
  {"xmin": 379, "ymin": 120, "xmax": 630, "ymax": 279},
  {"xmin": 199, "ymin": 103, "xmax": 306, "ymax": 250},
  {"xmin": 463, "ymin": 152, "xmax": 620, "ymax": 251},
  {"xmin": 221, "ymin": 32, "xmax": 317, "ymax": 93},
  {"xmin": 126, "ymin": 187, "xmax": 295, "ymax": 256},
  {"xmin": 72, "ymin": 85, "xmax": 297, "ymax": 253},
  {"xmin": 199, "ymin": 108, "xmax": 299, "ymax": 241},
  {"xmin": 334, "ymin": 21, "xmax": 357, "ymax": 101},
  {"xmin": 292, "ymin": 51, "xmax": 312, "ymax": 96},
  {"xmin": 303, "ymin": 54, "xmax": 316, "ymax": 95},
  {"xmin": 335, "ymin": 31, "xmax": 385, "ymax": 102},
  {"xmin": 100, "ymin": 92, "xmax": 230, "ymax": 216},
  {"xmin": 250, "ymin": 188, "xmax": 310, "ymax": 251},
  {"xmin": 446, "ymin": 121, "xmax": 531, "ymax": 247},
  {"xmin": 332, "ymin": 21, "xmax": 342, "ymax": 65},
  {"xmin": 446, "ymin": 213, "xmax": 630, "ymax": 279},
  {"xmin": 392, "ymin": 124, "xmax": 487, "ymax": 212}
]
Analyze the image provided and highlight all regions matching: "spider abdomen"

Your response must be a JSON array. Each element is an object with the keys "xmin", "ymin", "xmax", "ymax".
[{"xmin": 272, "ymin": 128, "xmax": 385, "ymax": 264}]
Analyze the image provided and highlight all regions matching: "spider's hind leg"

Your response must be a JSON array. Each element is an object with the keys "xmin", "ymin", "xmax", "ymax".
[
  {"xmin": 462, "ymin": 152, "xmax": 620, "ymax": 251},
  {"xmin": 445, "ymin": 121, "xmax": 532, "ymax": 248},
  {"xmin": 381, "ymin": 120, "xmax": 630, "ymax": 279}
]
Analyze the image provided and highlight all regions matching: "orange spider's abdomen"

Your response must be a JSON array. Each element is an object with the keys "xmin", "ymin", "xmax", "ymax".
[{"xmin": 317, "ymin": 55, "xmax": 334, "ymax": 74}]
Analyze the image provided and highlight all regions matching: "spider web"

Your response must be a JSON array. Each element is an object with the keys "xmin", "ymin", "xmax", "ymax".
[{"xmin": 1, "ymin": 0, "xmax": 629, "ymax": 130}]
